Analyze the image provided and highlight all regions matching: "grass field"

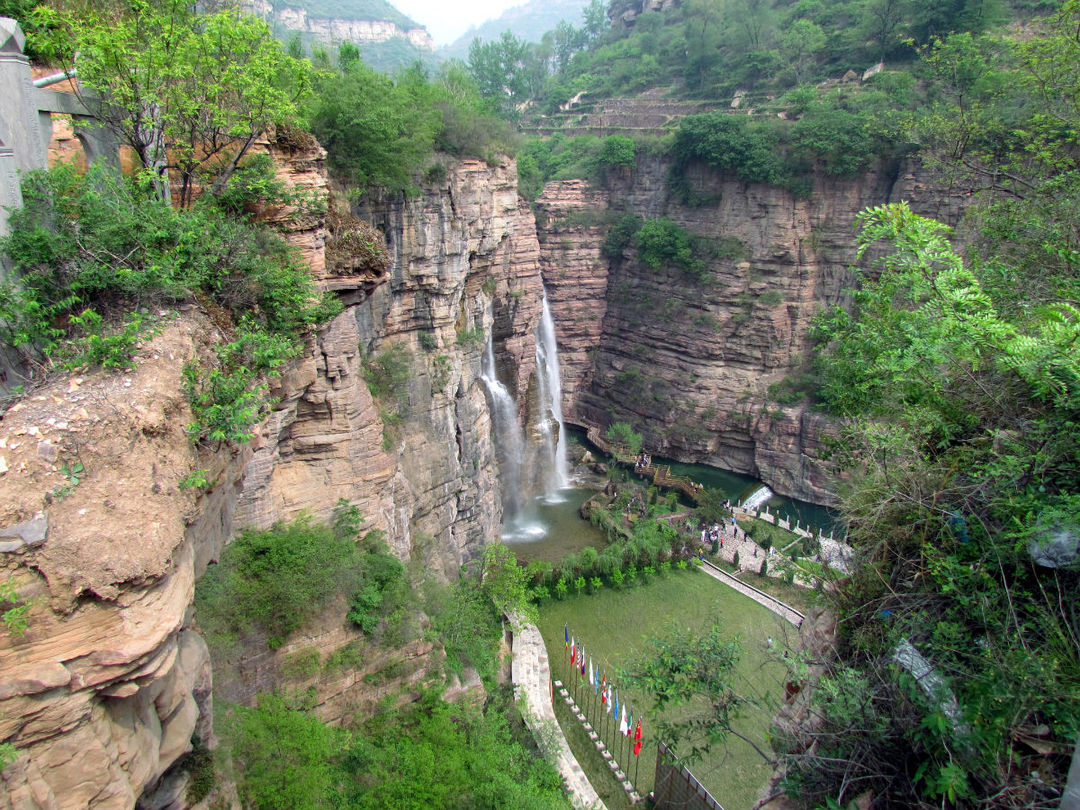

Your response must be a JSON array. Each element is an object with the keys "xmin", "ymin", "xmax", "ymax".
[{"xmin": 536, "ymin": 568, "xmax": 794, "ymax": 810}]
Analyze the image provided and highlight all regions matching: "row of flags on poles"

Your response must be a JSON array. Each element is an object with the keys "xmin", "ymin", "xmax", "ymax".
[{"xmin": 565, "ymin": 624, "xmax": 644, "ymax": 756}]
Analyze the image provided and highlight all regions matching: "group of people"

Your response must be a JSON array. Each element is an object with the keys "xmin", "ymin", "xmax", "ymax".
[
  {"xmin": 634, "ymin": 452, "xmax": 652, "ymax": 471},
  {"xmin": 701, "ymin": 524, "xmax": 726, "ymax": 550}
]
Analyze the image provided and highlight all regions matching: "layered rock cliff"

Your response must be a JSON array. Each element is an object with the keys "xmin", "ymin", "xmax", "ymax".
[
  {"xmin": 246, "ymin": 0, "xmax": 434, "ymax": 50},
  {"xmin": 0, "ymin": 145, "xmax": 546, "ymax": 808},
  {"xmin": 536, "ymin": 155, "xmax": 970, "ymax": 504}
]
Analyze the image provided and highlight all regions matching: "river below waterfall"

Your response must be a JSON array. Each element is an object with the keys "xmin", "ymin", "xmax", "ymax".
[{"xmin": 659, "ymin": 458, "xmax": 840, "ymax": 533}]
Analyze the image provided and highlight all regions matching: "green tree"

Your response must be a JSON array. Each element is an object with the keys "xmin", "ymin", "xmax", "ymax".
[
  {"xmin": 781, "ymin": 20, "xmax": 826, "ymax": 84},
  {"xmin": 309, "ymin": 61, "xmax": 441, "ymax": 194},
  {"xmin": 626, "ymin": 626, "xmax": 773, "ymax": 763},
  {"xmin": 481, "ymin": 542, "xmax": 535, "ymax": 623},
  {"xmin": 695, "ymin": 486, "xmax": 729, "ymax": 525},
  {"xmin": 597, "ymin": 135, "xmax": 637, "ymax": 169},
  {"xmin": 858, "ymin": 0, "xmax": 909, "ymax": 61},
  {"xmin": 227, "ymin": 694, "xmax": 342, "ymax": 810},
  {"xmin": 635, "ymin": 218, "xmax": 702, "ymax": 276},
  {"xmin": 467, "ymin": 31, "xmax": 540, "ymax": 116},
  {"xmin": 337, "ymin": 40, "xmax": 360, "ymax": 68},
  {"xmin": 582, "ymin": 0, "xmax": 609, "ymax": 44},
  {"xmin": 43, "ymin": 1, "xmax": 310, "ymax": 206},
  {"xmin": 604, "ymin": 421, "xmax": 643, "ymax": 455}
]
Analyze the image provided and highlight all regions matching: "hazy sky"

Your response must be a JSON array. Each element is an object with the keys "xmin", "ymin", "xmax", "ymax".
[{"xmin": 392, "ymin": 0, "xmax": 525, "ymax": 45}]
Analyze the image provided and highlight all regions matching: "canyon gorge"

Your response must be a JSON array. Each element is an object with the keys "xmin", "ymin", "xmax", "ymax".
[{"xmin": 0, "ymin": 129, "xmax": 965, "ymax": 808}]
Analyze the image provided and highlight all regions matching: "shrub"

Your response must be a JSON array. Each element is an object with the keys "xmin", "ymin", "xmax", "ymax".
[
  {"xmin": 600, "ymin": 213, "xmax": 643, "ymax": 261},
  {"xmin": 604, "ymin": 421, "xmax": 643, "ymax": 455},
  {"xmin": 426, "ymin": 576, "xmax": 502, "ymax": 686},
  {"xmin": 195, "ymin": 514, "xmax": 364, "ymax": 649},
  {"xmin": 597, "ymin": 135, "xmax": 636, "ymax": 169},
  {"xmin": 670, "ymin": 112, "xmax": 788, "ymax": 189},
  {"xmin": 195, "ymin": 506, "xmax": 406, "ymax": 651},
  {"xmin": 0, "ymin": 163, "xmax": 339, "ymax": 442},
  {"xmin": 281, "ymin": 647, "xmax": 322, "ymax": 680},
  {"xmin": 635, "ymin": 218, "xmax": 704, "ymax": 277}
]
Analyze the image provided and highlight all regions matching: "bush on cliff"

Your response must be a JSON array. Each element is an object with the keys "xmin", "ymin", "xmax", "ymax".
[
  {"xmin": 222, "ymin": 689, "xmax": 573, "ymax": 810},
  {"xmin": 0, "ymin": 161, "xmax": 340, "ymax": 443},
  {"xmin": 195, "ymin": 506, "xmax": 409, "ymax": 650}
]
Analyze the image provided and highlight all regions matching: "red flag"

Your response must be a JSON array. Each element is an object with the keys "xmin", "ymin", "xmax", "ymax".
[
  {"xmin": 633, "ymin": 719, "xmax": 642, "ymax": 755},
  {"xmin": 634, "ymin": 738, "xmax": 642, "ymax": 756},
  {"xmin": 601, "ymin": 674, "xmax": 607, "ymax": 703}
]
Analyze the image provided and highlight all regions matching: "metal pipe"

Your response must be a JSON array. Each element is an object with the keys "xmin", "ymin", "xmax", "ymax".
[{"xmin": 33, "ymin": 68, "xmax": 75, "ymax": 88}]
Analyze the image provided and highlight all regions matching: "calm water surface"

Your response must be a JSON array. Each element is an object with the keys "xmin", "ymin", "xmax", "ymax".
[
  {"xmin": 501, "ymin": 433, "xmax": 841, "ymax": 564},
  {"xmin": 500, "ymin": 486, "xmax": 610, "ymax": 564}
]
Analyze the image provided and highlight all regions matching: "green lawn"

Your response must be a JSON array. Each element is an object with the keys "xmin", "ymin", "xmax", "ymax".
[{"xmin": 537, "ymin": 568, "xmax": 791, "ymax": 810}]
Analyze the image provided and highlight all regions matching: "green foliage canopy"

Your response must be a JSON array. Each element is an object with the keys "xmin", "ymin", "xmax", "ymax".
[
  {"xmin": 39, "ymin": 0, "xmax": 310, "ymax": 206},
  {"xmin": 799, "ymin": 202, "xmax": 1080, "ymax": 806}
]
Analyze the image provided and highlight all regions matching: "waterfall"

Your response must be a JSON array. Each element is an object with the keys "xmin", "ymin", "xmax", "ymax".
[
  {"xmin": 536, "ymin": 294, "xmax": 570, "ymax": 500},
  {"xmin": 742, "ymin": 484, "xmax": 774, "ymax": 511},
  {"xmin": 481, "ymin": 334, "xmax": 528, "ymax": 523}
]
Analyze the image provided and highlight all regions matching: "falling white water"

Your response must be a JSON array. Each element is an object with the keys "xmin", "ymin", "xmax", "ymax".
[
  {"xmin": 481, "ymin": 334, "xmax": 529, "ymax": 523},
  {"xmin": 536, "ymin": 294, "xmax": 570, "ymax": 500},
  {"xmin": 742, "ymin": 484, "xmax": 774, "ymax": 511}
]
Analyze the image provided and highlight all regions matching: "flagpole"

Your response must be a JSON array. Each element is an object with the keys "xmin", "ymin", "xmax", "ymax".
[
  {"xmin": 589, "ymin": 674, "xmax": 595, "ymax": 723},
  {"xmin": 565, "ymin": 626, "xmax": 574, "ymax": 686}
]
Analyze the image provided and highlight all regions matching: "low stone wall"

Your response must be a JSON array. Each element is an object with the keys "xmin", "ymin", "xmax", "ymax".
[
  {"xmin": 699, "ymin": 560, "xmax": 804, "ymax": 628},
  {"xmin": 510, "ymin": 617, "xmax": 607, "ymax": 810}
]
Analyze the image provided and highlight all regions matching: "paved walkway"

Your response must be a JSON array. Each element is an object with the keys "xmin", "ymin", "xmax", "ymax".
[
  {"xmin": 699, "ymin": 559, "xmax": 804, "ymax": 627},
  {"xmin": 693, "ymin": 518, "xmax": 808, "ymax": 626},
  {"xmin": 511, "ymin": 617, "xmax": 607, "ymax": 810}
]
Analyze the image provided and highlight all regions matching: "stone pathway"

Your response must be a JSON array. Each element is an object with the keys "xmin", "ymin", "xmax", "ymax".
[
  {"xmin": 699, "ymin": 559, "xmax": 804, "ymax": 627},
  {"xmin": 697, "ymin": 519, "xmax": 806, "ymax": 627},
  {"xmin": 511, "ymin": 618, "xmax": 607, "ymax": 810}
]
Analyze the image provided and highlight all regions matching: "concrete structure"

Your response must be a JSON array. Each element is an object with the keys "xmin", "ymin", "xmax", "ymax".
[{"xmin": 0, "ymin": 17, "xmax": 116, "ymax": 239}]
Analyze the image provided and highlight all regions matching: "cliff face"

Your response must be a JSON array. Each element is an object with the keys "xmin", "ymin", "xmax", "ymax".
[
  {"xmin": 536, "ymin": 155, "xmax": 970, "ymax": 504},
  {"xmin": 247, "ymin": 0, "xmax": 434, "ymax": 50},
  {"xmin": 0, "ymin": 314, "xmax": 236, "ymax": 810},
  {"xmin": 0, "ymin": 147, "xmax": 545, "ymax": 808}
]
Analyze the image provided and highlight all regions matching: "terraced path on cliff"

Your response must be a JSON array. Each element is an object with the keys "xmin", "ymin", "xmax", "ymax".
[{"xmin": 522, "ymin": 89, "xmax": 724, "ymax": 138}]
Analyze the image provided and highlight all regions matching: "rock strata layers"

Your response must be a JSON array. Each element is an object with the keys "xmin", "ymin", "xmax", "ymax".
[
  {"xmin": 536, "ymin": 156, "xmax": 969, "ymax": 504},
  {"xmin": 0, "ymin": 150, "xmax": 545, "ymax": 808}
]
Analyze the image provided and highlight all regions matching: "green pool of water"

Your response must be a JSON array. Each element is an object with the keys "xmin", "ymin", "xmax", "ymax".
[{"xmin": 501, "ymin": 487, "xmax": 610, "ymax": 564}]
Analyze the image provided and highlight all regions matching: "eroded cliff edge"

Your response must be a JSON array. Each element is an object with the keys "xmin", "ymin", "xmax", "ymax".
[{"xmin": 0, "ymin": 146, "xmax": 544, "ymax": 809}]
